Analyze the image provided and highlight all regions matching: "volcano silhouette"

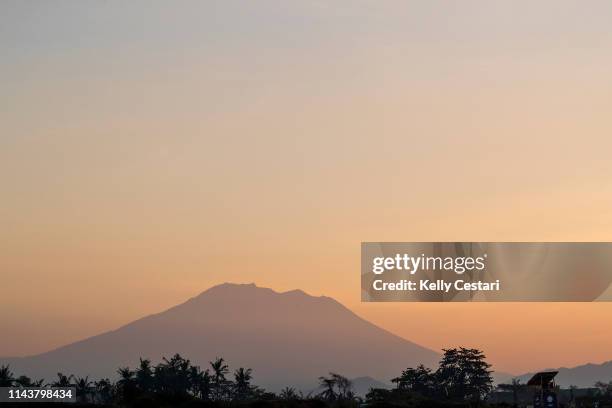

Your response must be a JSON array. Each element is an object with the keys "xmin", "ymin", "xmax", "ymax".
[{"xmin": 1, "ymin": 283, "xmax": 439, "ymax": 391}]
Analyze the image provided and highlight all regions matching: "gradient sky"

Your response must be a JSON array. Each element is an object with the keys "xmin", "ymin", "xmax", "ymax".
[{"xmin": 2, "ymin": 0, "xmax": 612, "ymax": 375}]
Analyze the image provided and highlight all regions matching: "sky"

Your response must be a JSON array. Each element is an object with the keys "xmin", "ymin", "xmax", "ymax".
[{"xmin": 2, "ymin": 0, "xmax": 612, "ymax": 375}]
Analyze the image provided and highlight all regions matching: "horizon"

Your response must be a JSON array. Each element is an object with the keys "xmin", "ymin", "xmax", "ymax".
[{"xmin": 2, "ymin": 281, "xmax": 610, "ymax": 379}]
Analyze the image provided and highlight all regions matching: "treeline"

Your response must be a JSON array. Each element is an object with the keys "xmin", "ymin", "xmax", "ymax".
[
  {"xmin": 2, "ymin": 347, "xmax": 611, "ymax": 407},
  {"xmin": 367, "ymin": 347, "xmax": 493, "ymax": 407},
  {"xmin": 0, "ymin": 355, "xmax": 358, "ymax": 407},
  {"xmin": 0, "ymin": 348, "xmax": 495, "ymax": 407}
]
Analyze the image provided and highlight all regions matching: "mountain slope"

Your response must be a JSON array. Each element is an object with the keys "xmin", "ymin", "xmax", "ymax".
[
  {"xmin": 2, "ymin": 283, "xmax": 439, "ymax": 391},
  {"xmin": 517, "ymin": 360, "xmax": 612, "ymax": 388}
]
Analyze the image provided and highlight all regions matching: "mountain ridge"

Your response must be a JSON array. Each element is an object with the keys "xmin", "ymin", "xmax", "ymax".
[
  {"xmin": 516, "ymin": 360, "xmax": 612, "ymax": 388},
  {"xmin": 1, "ymin": 283, "xmax": 439, "ymax": 391}
]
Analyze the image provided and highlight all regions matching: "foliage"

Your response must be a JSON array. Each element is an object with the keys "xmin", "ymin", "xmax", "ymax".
[
  {"xmin": 596, "ymin": 380, "xmax": 612, "ymax": 397},
  {"xmin": 370, "ymin": 347, "xmax": 493, "ymax": 407},
  {"xmin": 436, "ymin": 348, "xmax": 493, "ymax": 402},
  {"xmin": 13, "ymin": 347, "xmax": 610, "ymax": 408},
  {"xmin": 317, "ymin": 373, "xmax": 354, "ymax": 401},
  {"xmin": 391, "ymin": 364, "xmax": 436, "ymax": 396},
  {"xmin": 0, "ymin": 365, "xmax": 15, "ymax": 387}
]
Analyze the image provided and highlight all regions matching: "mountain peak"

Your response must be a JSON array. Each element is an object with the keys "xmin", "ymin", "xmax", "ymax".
[
  {"xmin": 194, "ymin": 282, "xmax": 328, "ymax": 301},
  {"xmin": 192, "ymin": 282, "xmax": 273, "ymax": 299},
  {"xmin": 204, "ymin": 282, "xmax": 260, "ymax": 291}
]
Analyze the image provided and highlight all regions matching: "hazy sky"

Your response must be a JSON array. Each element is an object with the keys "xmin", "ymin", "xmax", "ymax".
[{"xmin": 2, "ymin": 1, "xmax": 612, "ymax": 375}]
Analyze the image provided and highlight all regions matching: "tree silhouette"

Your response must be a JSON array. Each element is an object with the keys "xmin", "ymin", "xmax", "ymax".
[
  {"xmin": 135, "ymin": 358, "xmax": 153, "ymax": 392},
  {"xmin": 436, "ymin": 348, "xmax": 493, "ymax": 403},
  {"xmin": 210, "ymin": 357, "xmax": 229, "ymax": 401},
  {"xmin": 280, "ymin": 386, "xmax": 299, "ymax": 400},
  {"xmin": 392, "ymin": 364, "xmax": 435, "ymax": 396},
  {"xmin": 233, "ymin": 367, "xmax": 254, "ymax": 400},
  {"xmin": 14, "ymin": 375, "xmax": 44, "ymax": 387},
  {"xmin": 74, "ymin": 376, "xmax": 93, "ymax": 402},
  {"xmin": 595, "ymin": 380, "xmax": 612, "ymax": 396},
  {"xmin": 155, "ymin": 353, "xmax": 192, "ymax": 397},
  {"xmin": 0, "ymin": 349, "xmax": 505, "ymax": 407},
  {"xmin": 94, "ymin": 378, "xmax": 115, "ymax": 404},
  {"xmin": 0, "ymin": 365, "xmax": 15, "ymax": 387},
  {"xmin": 379, "ymin": 347, "xmax": 494, "ymax": 406},
  {"xmin": 188, "ymin": 365, "xmax": 211, "ymax": 400},
  {"xmin": 51, "ymin": 372, "xmax": 74, "ymax": 387},
  {"xmin": 116, "ymin": 367, "xmax": 136, "ymax": 402},
  {"xmin": 331, "ymin": 373, "xmax": 354, "ymax": 400},
  {"xmin": 318, "ymin": 374, "xmax": 337, "ymax": 401}
]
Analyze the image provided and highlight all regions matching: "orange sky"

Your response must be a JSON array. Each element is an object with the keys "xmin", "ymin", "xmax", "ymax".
[{"xmin": 2, "ymin": 1, "xmax": 612, "ymax": 375}]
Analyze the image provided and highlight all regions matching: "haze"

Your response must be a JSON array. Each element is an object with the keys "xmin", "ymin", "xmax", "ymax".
[{"xmin": 2, "ymin": 0, "xmax": 612, "ymax": 375}]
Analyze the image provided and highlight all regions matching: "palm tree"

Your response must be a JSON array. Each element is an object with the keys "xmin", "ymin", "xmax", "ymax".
[
  {"xmin": 156, "ymin": 354, "xmax": 192, "ymax": 396},
  {"xmin": 94, "ymin": 378, "xmax": 114, "ymax": 404},
  {"xmin": 74, "ymin": 376, "xmax": 93, "ymax": 403},
  {"xmin": 0, "ymin": 365, "xmax": 15, "ymax": 387},
  {"xmin": 117, "ymin": 367, "xmax": 135, "ymax": 384},
  {"xmin": 51, "ymin": 372, "xmax": 74, "ymax": 387},
  {"xmin": 233, "ymin": 367, "xmax": 253, "ymax": 400},
  {"xmin": 136, "ymin": 358, "xmax": 153, "ymax": 392},
  {"xmin": 117, "ymin": 367, "xmax": 137, "ymax": 402},
  {"xmin": 210, "ymin": 357, "xmax": 229, "ymax": 401},
  {"xmin": 188, "ymin": 366, "xmax": 211, "ymax": 400},
  {"xmin": 280, "ymin": 387, "xmax": 299, "ymax": 400}
]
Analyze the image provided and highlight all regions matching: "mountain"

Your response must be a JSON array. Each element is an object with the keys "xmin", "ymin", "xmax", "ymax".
[
  {"xmin": 596, "ymin": 284, "xmax": 612, "ymax": 301},
  {"xmin": 1, "ymin": 283, "xmax": 439, "ymax": 391},
  {"xmin": 516, "ymin": 360, "xmax": 612, "ymax": 388}
]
